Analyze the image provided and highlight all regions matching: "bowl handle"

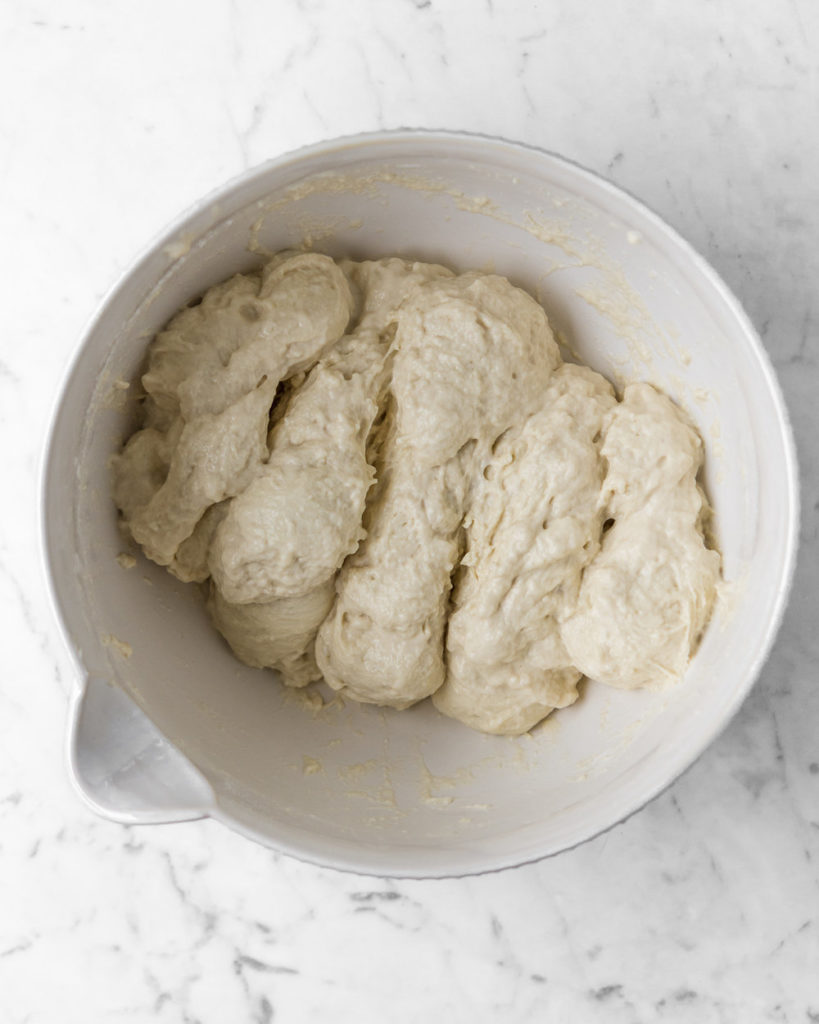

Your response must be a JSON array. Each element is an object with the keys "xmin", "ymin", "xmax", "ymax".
[{"xmin": 68, "ymin": 676, "xmax": 215, "ymax": 825}]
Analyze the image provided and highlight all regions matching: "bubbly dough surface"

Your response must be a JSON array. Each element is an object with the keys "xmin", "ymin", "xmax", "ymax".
[{"xmin": 114, "ymin": 252, "xmax": 720, "ymax": 734}]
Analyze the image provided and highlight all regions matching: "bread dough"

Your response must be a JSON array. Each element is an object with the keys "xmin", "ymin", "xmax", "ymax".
[
  {"xmin": 114, "ymin": 252, "xmax": 720, "ymax": 734},
  {"xmin": 208, "ymin": 258, "xmax": 452, "ymax": 683},
  {"xmin": 560, "ymin": 383, "xmax": 720, "ymax": 689},
  {"xmin": 114, "ymin": 253, "xmax": 353, "ymax": 567},
  {"xmin": 432, "ymin": 363, "xmax": 617, "ymax": 734},
  {"xmin": 315, "ymin": 270, "xmax": 560, "ymax": 706}
]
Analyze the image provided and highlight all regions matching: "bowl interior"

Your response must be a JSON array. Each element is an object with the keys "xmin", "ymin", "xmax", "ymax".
[{"xmin": 46, "ymin": 134, "xmax": 795, "ymax": 875}]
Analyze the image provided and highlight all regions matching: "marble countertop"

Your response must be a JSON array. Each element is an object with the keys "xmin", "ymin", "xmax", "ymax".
[{"xmin": 2, "ymin": 0, "xmax": 818, "ymax": 1020}]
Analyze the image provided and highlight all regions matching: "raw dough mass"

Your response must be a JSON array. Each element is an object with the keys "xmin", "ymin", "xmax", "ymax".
[{"xmin": 114, "ymin": 252, "xmax": 721, "ymax": 734}]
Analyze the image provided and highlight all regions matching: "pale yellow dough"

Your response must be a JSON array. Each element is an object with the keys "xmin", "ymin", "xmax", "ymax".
[
  {"xmin": 114, "ymin": 252, "xmax": 720, "ymax": 734},
  {"xmin": 433, "ymin": 363, "xmax": 617, "ymax": 734}
]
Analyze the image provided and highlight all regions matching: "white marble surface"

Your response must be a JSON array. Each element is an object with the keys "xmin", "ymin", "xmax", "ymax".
[{"xmin": 1, "ymin": 0, "xmax": 818, "ymax": 1020}]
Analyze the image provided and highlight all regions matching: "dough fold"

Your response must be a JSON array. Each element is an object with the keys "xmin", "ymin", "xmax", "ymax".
[
  {"xmin": 560, "ymin": 383, "xmax": 720, "ymax": 689},
  {"xmin": 433, "ymin": 364, "xmax": 617, "ymax": 734},
  {"xmin": 207, "ymin": 259, "xmax": 452, "ymax": 685},
  {"xmin": 114, "ymin": 253, "xmax": 353, "ymax": 567},
  {"xmin": 315, "ymin": 272, "xmax": 560, "ymax": 707}
]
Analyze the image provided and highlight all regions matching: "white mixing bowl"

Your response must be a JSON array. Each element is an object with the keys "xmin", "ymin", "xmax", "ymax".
[{"xmin": 42, "ymin": 131, "xmax": 798, "ymax": 877}]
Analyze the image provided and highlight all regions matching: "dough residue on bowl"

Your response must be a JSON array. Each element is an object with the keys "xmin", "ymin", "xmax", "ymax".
[{"xmin": 113, "ymin": 251, "xmax": 721, "ymax": 735}]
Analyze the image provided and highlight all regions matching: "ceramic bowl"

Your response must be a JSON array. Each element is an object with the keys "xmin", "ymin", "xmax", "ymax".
[{"xmin": 42, "ymin": 131, "xmax": 798, "ymax": 877}]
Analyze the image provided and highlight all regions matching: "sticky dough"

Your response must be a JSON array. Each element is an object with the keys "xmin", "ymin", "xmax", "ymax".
[{"xmin": 114, "ymin": 252, "xmax": 721, "ymax": 734}]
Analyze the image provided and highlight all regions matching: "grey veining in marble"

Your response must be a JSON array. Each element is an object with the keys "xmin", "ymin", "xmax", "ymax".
[{"xmin": 1, "ymin": 0, "xmax": 818, "ymax": 1020}]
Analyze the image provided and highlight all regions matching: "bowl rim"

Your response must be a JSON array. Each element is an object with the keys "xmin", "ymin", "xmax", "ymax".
[{"xmin": 40, "ymin": 127, "xmax": 801, "ymax": 878}]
